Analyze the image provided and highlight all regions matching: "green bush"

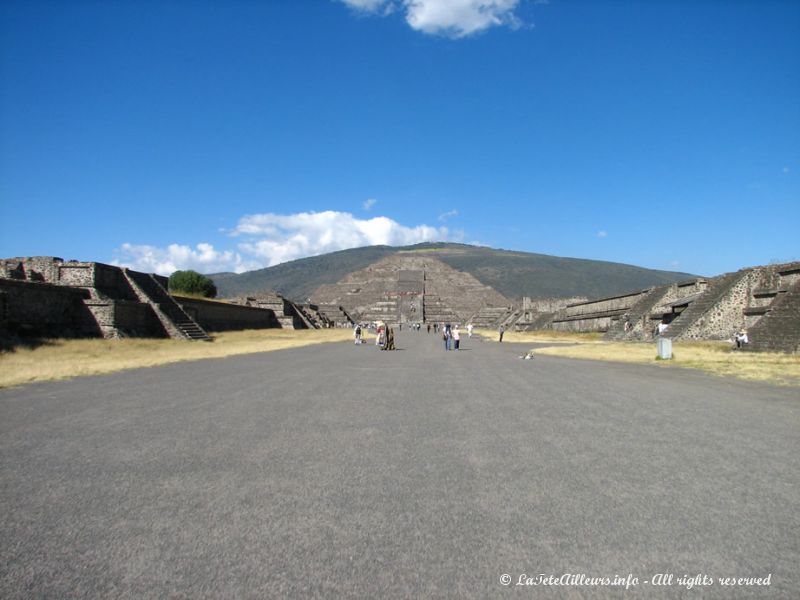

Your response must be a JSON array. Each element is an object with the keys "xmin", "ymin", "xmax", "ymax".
[{"xmin": 168, "ymin": 270, "xmax": 217, "ymax": 298}]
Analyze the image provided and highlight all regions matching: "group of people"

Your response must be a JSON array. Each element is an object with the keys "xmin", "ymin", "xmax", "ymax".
[
  {"xmin": 441, "ymin": 323, "xmax": 461, "ymax": 350},
  {"xmin": 355, "ymin": 320, "xmax": 482, "ymax": 351},
  {"xmin": 354, "ymin": 322, "xmax": 396, "ymax": 350}
]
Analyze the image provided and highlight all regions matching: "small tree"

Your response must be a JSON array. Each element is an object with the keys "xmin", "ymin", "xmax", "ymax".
[{"xmin": 168, "ymin": 270, "xmax": 217, "ymax": 298}]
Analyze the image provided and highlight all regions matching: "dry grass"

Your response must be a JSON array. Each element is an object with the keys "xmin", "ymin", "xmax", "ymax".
[
  {"xmin": 534, "ymin": 340, "xmax": 800, "ymax": 386},
  {"xmin": 0, "ymin": 329, "xmax": 358, "ymax": 389},
  {"xmin": 473, "ymin": 328, "xmax": 604, "ymax": 343}
]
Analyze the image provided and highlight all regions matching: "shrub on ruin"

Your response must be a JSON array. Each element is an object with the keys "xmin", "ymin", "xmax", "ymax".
[{"xmin": 168, "ymin": 270, "xmax": 217, "ymax": 298}]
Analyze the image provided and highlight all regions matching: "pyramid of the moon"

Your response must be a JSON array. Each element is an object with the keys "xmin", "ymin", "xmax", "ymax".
[{"xmin": 311, "ymin": 254, "xmax": 511, "ymax": 324}]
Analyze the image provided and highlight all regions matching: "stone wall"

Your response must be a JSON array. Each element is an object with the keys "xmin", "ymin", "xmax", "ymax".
[
  {"xmin": 177, "ymin": 296, "xmax": 279, "ymax": 331},
  {"xmin": 668, "ymin": 271, "xmax": 758, "ymax": 341},
  {"xmin": 0, "ymin": 278, "xmax": 99, "ymax": 337},
  {"xmin": 529, "ymin": 262, "xmax": 799, "ymax": 351},
  {"xmin": 227, "ymin": 293, "xmax": 310, "ymax": 329},
  {"xmin": 84, "ymin": 300, "xmax": 165, "ymax": 339},
  {"xmin": 522, "ymin": 296, "xmax": 588, "ymax": 313},
  {"xmin": 1, "ymin": 256, "xmax": 290, "ymax": 340},
  {"xmin": 1, "ymin": 257, "xmax": 63, "ymax": 283},
  {"xmin": 549, "ymin": 289, "xmax": 652, "ymax": 332}
]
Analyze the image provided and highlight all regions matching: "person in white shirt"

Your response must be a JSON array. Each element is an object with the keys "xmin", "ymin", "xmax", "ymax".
[{"xmin": 735, "ymin": 329, "xmax": 749, "ymax": 349}]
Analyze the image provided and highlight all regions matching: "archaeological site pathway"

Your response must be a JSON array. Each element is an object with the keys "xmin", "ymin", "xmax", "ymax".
[{"xmin": 1, "ymin": 332, "xmax": 798, "ymax": 598}]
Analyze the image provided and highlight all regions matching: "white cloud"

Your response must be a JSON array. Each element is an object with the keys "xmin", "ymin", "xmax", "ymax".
[
  {"xmin": 363, "ymin": 198, "xmax": 378, "ymax": 210},
  {"xmin": 438, "ymin": 209, "xmax": 459, "ymax": 221},
  {"xmin": 114, "ymin": 210, "xmax": 456, "ymax": 274},
  {"xmin": 341, "ymin": 0, "xmax": 388, "ymax": 11},
  {"xmin": 113, "ymin": 243, "xmax": 258, "ymax": 276},
  {"xmin": 340, "ymin": 0, "xmax": 397, "ymax": 15},
  {"xmin": 341, "ymin": 0, "xmax": 525, "ymax": 37},
  {"xmin": 234, "ymin": 210, "xmax": 452, "ymax": 266},
  {"xmin": 405, "ymin": 0, "xmax": 521, "ymax": 37},
  {"xmin": 597, "ymin": 230, "xmax": 608, "ymax": 238}
]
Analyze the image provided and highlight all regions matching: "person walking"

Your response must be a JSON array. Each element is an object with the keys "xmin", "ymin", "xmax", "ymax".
[
  {"xmin": 453, "ymin": 325, "xmax": 460, "ymax": 350},
  {"xmin": 498, "ymin": 324, "xmax": 505, "ymax": 342},
  {"xmin": 656, "ymin": 321, "xmax": 669, "ymax": 337},
  {"xmin": 467, "ymin": 323, "xmax": 473, "ymax": 338}
]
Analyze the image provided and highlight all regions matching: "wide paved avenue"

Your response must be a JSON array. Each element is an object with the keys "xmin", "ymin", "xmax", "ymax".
[{"xmin": 1, "ymin": 332, "xmax": 798, "ymax": 598}]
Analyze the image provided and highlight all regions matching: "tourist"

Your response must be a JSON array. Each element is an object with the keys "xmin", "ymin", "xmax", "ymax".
[
  {"xmin": 383, "ymin": 327, "xmax": 395, "ymax": 351},
  {"xmin": 453, "ymin": 325, "xmax": 460, "ymax": 350},
  {"xmin": 427, "ymin": 323, "xmax": 431, "ymax": 334},
  {"xmin": 353, "ymin": 323, "xmax": 362, "ymax": 345},
  {"xmin": 498, "ymin": 324, "xmax": 505, "ymax": 342},
  {"xmin": 735, "ymin": 329, "xmax": 749, "ymax": 350},
  {"xmin": 467, "ymin": 323, "xmax": 473, "ymax": 338}
]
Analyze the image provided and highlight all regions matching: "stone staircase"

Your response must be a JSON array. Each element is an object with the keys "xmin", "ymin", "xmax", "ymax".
[
  {"xmin": 297, "ymin": 304, "xmax": 328, "ymax": 328},
  {"xmin": 514, "ymin": 312, "xmax": 555, "ymax": 332},
  {"xmin": 603, "ymin": 288, "xmax": 660, "ymax": 341},
  {"xmin": 746, "ymin": 279, "xmax": 800, "ymax": 353},
  {"xmin": 316, "ymin": 304, "xmax": 354, "ymax": 327},
  {"xmin": 469, "ymin": 305, "xmax": 513, "ymax": 328},
  {"xmin": 230, "ymin": 293, "xmax": 310, "ymax": 329},
  {"xmin": 287, "ymin": 301, "xmax": 315, "ymax": 329},
  {"xmin": 663, "ymin": 271, "xmax": 747, "ymax": 341},
  {"xmin": 423, "ymin": 294, "xmax": 459, "ymax": 324},
  {"xmin": 358, "ymin": 299, "xmax": 398, "ymax": 323},
  {"xmin": 123, "ymin": 270, "xmax": 211, "ymax": 341}
]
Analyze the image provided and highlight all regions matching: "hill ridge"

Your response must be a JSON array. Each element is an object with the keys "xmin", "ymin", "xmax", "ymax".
[{"xmin": 209, "ymin": 243, "xmax": 698, "ymax": 302}]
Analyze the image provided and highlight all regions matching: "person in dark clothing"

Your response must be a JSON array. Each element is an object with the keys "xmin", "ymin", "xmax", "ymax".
[
  {"xmin": 498, "ymin": 325, "xmax": 505, "ymax": 342},
  {"xmin": 384, "ymin": 327, "xmax": 395, "ymax": 350}
]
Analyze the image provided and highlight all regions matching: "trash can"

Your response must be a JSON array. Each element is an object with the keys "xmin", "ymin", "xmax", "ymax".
[{"xmin": 657, "ymin": 337, "xmax": 672, "ymax": 360}]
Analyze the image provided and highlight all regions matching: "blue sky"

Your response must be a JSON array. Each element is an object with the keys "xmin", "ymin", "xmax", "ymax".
[{"xmin": 1, "ymin": 0, "xmax": 798, "ymax": 278}]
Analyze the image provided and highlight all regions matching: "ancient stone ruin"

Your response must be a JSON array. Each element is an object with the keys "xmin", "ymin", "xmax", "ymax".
[
  {"xmin": 311, "ymin": 253, "xmax": 512, "ymax": 325},
  {"xmin": 0, "ymin": 257, "xmax": 318, "ymax": 341},
  {"xmin": 508, "ymin": 261, "xmax": 800, "ymax": 353},
  {"xmin": 2, "ymin": 254, "xmax": 798, "ymax": 353}
]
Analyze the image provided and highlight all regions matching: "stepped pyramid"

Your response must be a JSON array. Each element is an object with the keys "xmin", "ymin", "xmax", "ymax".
[{"xmin": 311, "ymin": 254, "xmax": 511, "ymax": 324}]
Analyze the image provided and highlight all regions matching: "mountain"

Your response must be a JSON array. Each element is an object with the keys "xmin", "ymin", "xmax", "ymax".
[{"xmin": 209, "ymin": 243, "xmax": 699, "ymax": 302}]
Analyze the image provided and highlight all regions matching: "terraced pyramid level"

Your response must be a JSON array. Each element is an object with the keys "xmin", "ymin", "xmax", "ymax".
[{"xmin": 311, "ymin": 254, "xmax": 511, "ymax": 324}]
